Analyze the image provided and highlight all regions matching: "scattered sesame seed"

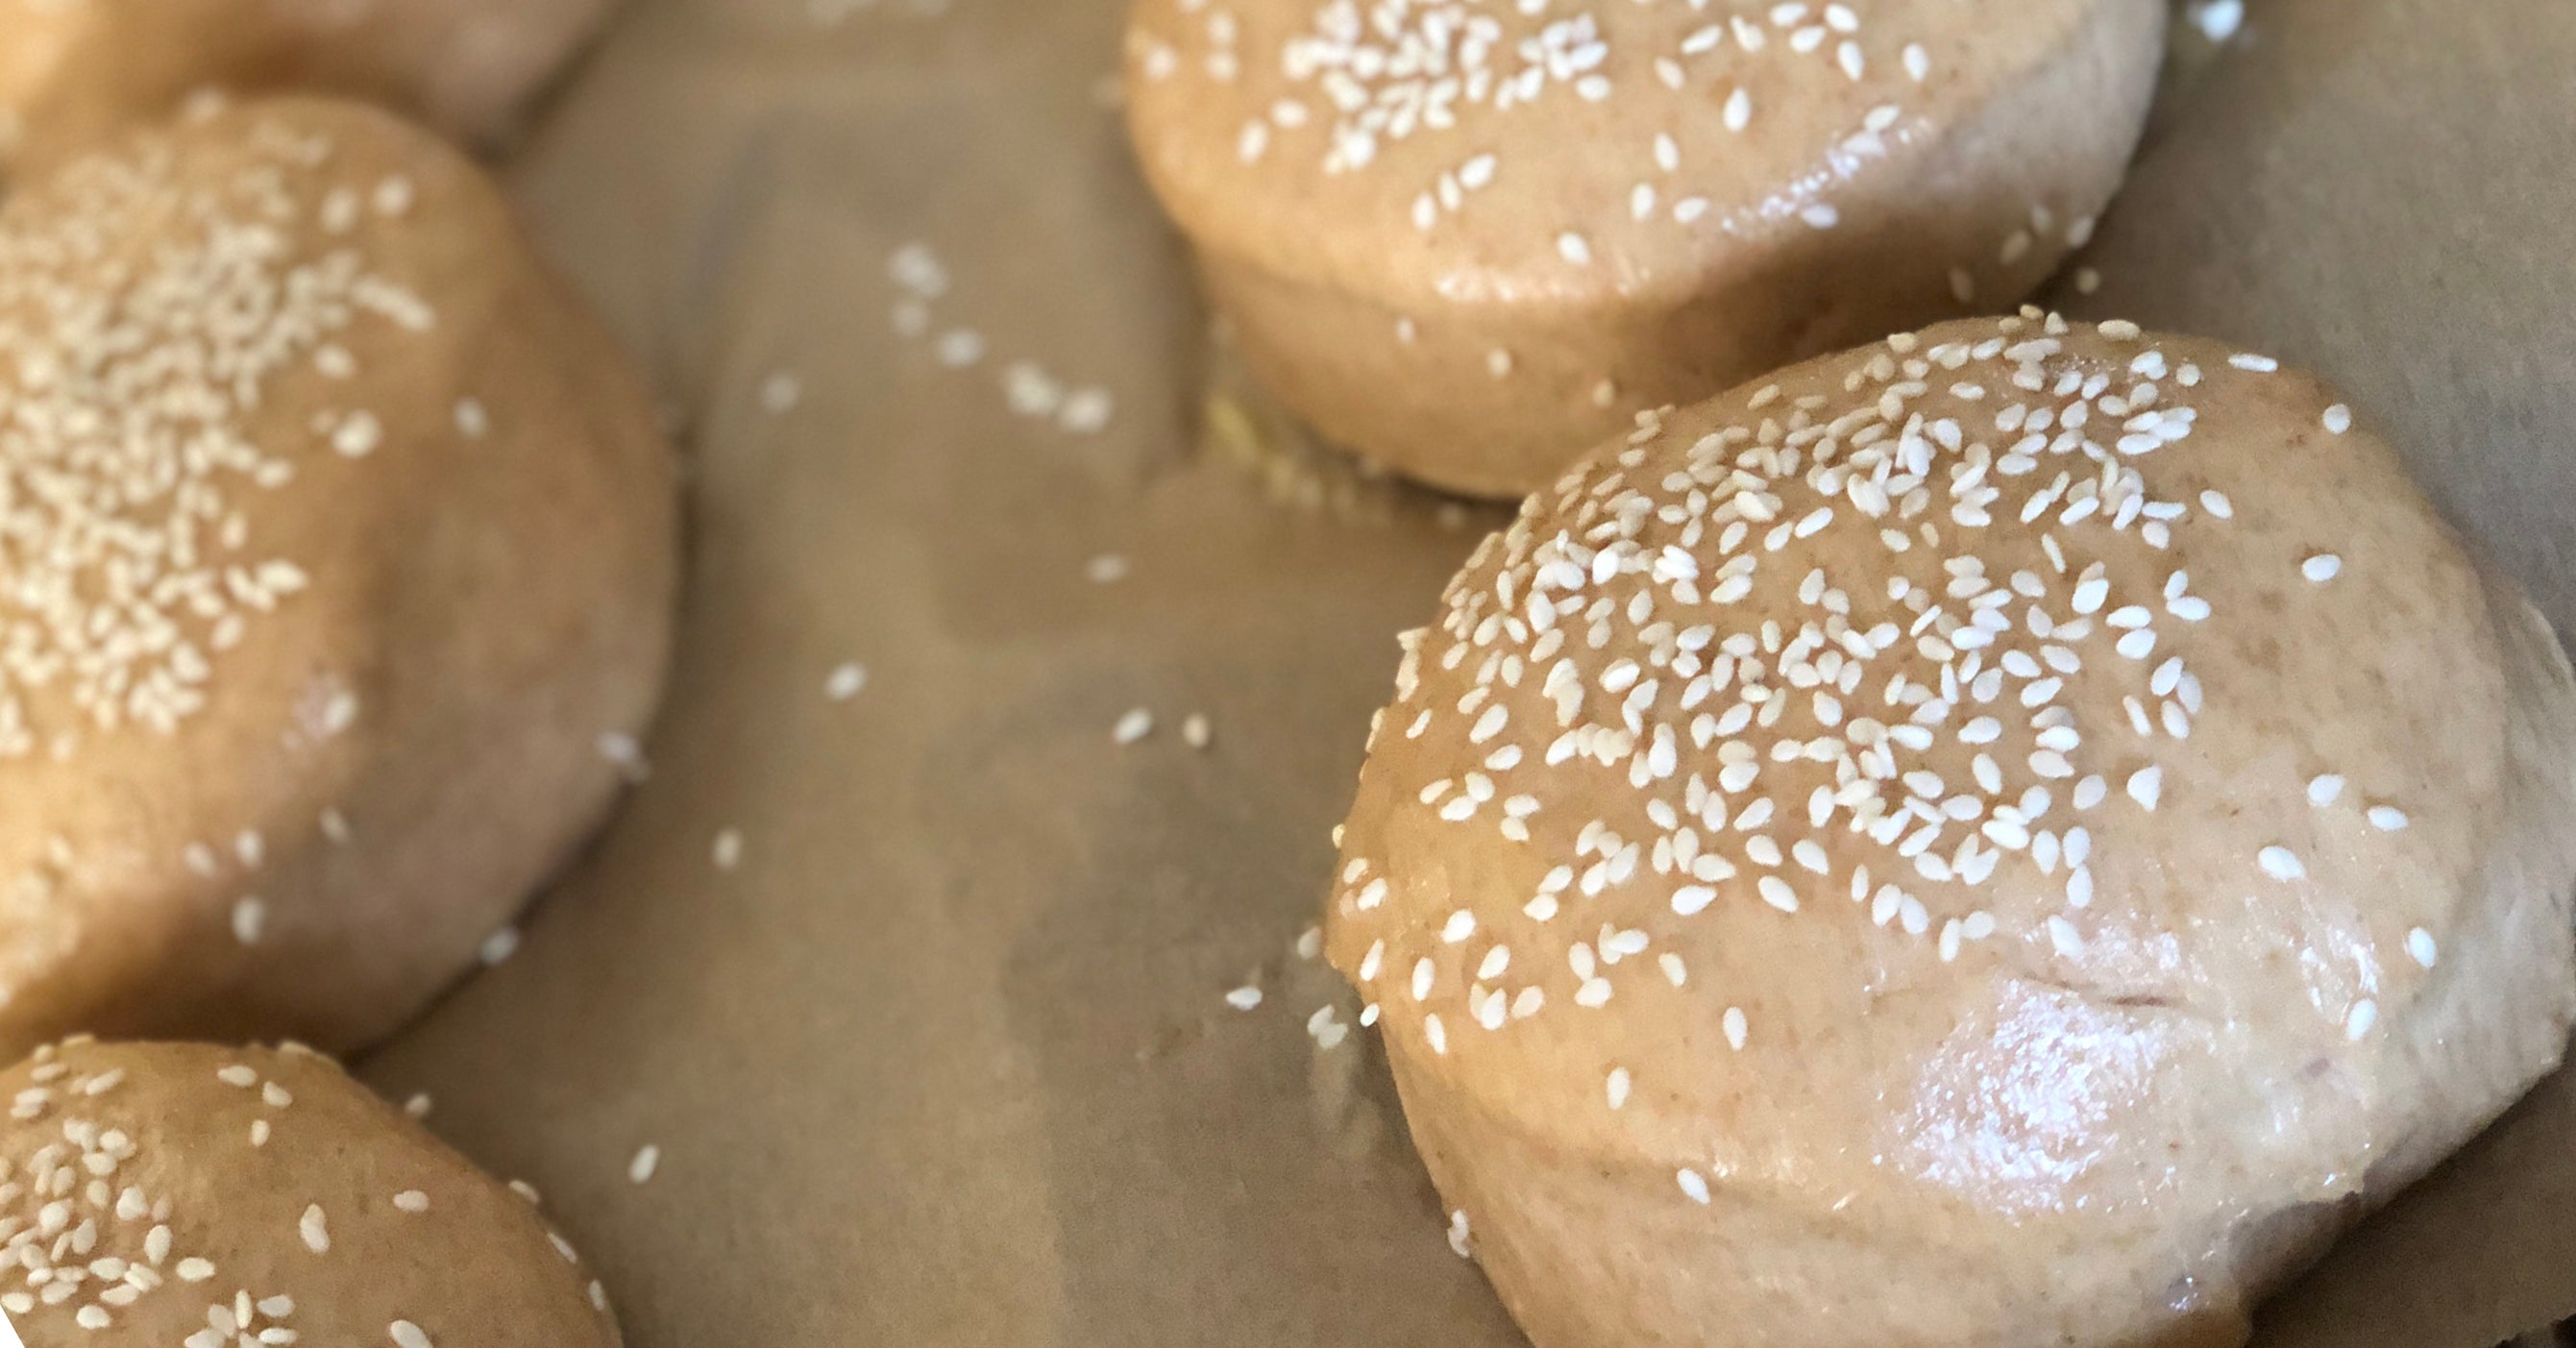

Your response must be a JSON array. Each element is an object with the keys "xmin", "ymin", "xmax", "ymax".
[
  {"xmin": 2407, "ymin": 927, "xmax": 2439, "ymax": 968},
  {"xmin": 1722, "ymin": 1007, "xmax": 1749, "ymax": 1051},
  {"xmin": 299, "ymin": 1204, "xmax": 330, "ymax": 1253},
  {"xmin": 1224, "ymin": 985, "xmax": 1263, "ymax": 1011},
  {"xmin": 2320, "ymin": 404, "xmax": 2352, "ymax": 435},
  {"xmin": 2306, "ymin": 774, "xmax": 2344, "ymax": 807},
  {"xmin": 232, "ymin": 898, "xmax": 267, "ymax": 946},
  {"xmin": 711, "ymin": 828, "xmax": 745, "ymax": 870},
  {"xmin": 628, "ymin": 1144, "xmax": 662, "ymax": 1185},
  {"xmin": 2191, "ymin": 0, "xmax": 2245, "ymax": 42},
  {"xmin": 760, "ymin": 371, "xmax": 804, "ymax": 413},
  {"xmin": 1084, "ymin": 553, "xmax": 1130, "ymax": 584},
  {"xmin": 1114, "ymin": 708, "xmax": 1156, "ymax": 745},
  {"xmin": 825, "ymin": 662, "xmax": 871, "ymax": 700},
  {"xmin": 2368, "ymin": 806, "xmax": 2410, "ymax": 832},
  {"xmin": 1677, "ymin": 1168, "xmax": 1711, "ymax": 1203},
  {"xmin": 1182, "ymin": 713, "xmax": 1214, "ymax": 749},
  {"xmin": 2227, "ymin": 352, "xmax": 2278, "ymax": 372},
  {"xmin": 2345, "ymin": 998, "xmax": 2378, "ymax": 1040},
  {"xmin": 1606, "ymin": 1067, "xmax": 1631, "ymax": 1110},
  {"xmin": 478, "ymin": 926, "xmax": 521, "ymax": 967},
  {"xmin": 391, "ymin": 1320, "xmax": 435, "ymax": 1348},
  {"xmin": 2301, "ymin": 553, "xmax": 2343, "ymax": 582},
  {"xmin": 393, "ymin": 1189, "xmax": 430, "ymax": 1213},
  {"xmin": 1558, "ymin": 233, "xmax": 1593, "ymax": 265}
]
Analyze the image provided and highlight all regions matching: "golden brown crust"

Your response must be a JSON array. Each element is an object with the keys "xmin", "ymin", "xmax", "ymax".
[
  {"xmin": 1127, "ymin": 0, "xmax": 2167, "ymax": 496},
  {"xmin": 0, "ymin": 96, "xmax": 676, "ymax": 1059},
  {"xmin": 0, "ymin": 1039, "xmax": 620, "ymax": 1344},
  {"xmin": 0, "ymin": 0, "xmax": 619, "ymax": 173},
  {"xmin": 1325, "ymin": 314, "xmax": 2576, "ymax": 1345}
]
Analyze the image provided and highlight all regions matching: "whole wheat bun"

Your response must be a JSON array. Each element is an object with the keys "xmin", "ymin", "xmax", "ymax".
[
  {"xmin": 0, "ymin": 0, "xmax": 617, "ymax": 175},
  {"xmin": 1324, "ymin": 312, "xmax": 2576, "ymax": 1347},
  {"xmin": 1124, "ymin": 0, "xmax": 2167, "ymax": 498},
  {"xmin": 0, "ymin": 1039, "xmax": 618, "ymax": 1342},
  {"xmin": 0, "ymin": 97, "xmax": 676, "ymax": 1060}
]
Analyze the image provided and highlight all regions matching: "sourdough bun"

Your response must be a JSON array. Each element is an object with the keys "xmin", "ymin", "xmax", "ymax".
[
  {"xmin": 0, "ymin": 1039, "xmax": 618, "ymax": 1343},
  {"xmin": 1124, "ymin": 0, "xmax": 2166, "ymax": 497},
  {"xmin": 0, "ymin": 0, "xmax": 617, "ymax": 173},
  {"xmin": 0, "ymin": 97, "xmax": 676, "ymax": 1058},
  {"xmin": 1325, "ymin": 313, "xmax": 2576, "ymax": 1346}
]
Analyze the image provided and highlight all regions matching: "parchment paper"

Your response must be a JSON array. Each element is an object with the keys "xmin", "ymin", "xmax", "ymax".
[{"xmin": 359, "ymin": 0, "xmax": 2576, "ymax": 1343}]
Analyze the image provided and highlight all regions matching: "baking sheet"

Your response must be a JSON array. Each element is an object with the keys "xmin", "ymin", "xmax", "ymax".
[{"xmin": 357, "ymin": 0, "xmax": 2576, "ymax": 1343}]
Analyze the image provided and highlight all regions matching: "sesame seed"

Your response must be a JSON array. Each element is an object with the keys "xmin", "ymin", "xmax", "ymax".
[
  {"xmin": 299, "ymin": 1204, "xmax": 330, "ymax": 1253},
  {"xmin": 2407, "ymin": 927, "xmax": 2439, "ymax": 968},
  {"xmin": 1677, "ymin": 1168, "xmax": 1711, "ymax": 1203},
  {"xmin": 2301, "ymin": 553, "xmax": 2343, "ymax": 582},
  {"xmin": 2227, "ymin": 353, "xmax": 2279, "ymax": 372},
  {"xmin": 2199, "ymin": 490, "xmax": 2234, "ymax": 519},
  {"xmin": 2125, "ymin": 767, "xmax": 2162, "ymax": 810},
  {"xmin": 232, "ymin": 898, "xmax": 267, "ymax": 945},
  {"xmin": 394, "ymin": 1189, "xmax": 430, "ymax": 1213},
  {"xmin": 2368, "ymin": 806, "xmax": 2411, "ymax": 831},
  {"xmin": 2345, "ymin": 998, "xmax": 2378, "ymax": 1040},
  {"xmin": 825, "ymin": 662, "xmax": 871, "ymax": 700},
  {"xmin": 1114, "ymin": 708, "xmax": 1155, "ymax": 744},
  {"xmin": 1606, "ymin": 1067, "xmax": 1631, "ymax": 1110},
  {"xmin": 2321, "ymin": 404, "xmax": 2353, "ymax": 434},
  {"xmin": 1723, "ymin": 87, "xmax": 1753, "ymax": 132},
  {"xmin": 1558, "ymin": 233, "xmax": 1593, "ymax": 266},
  {"xmin": 628, "ymin": 1144, "xmax": 662, "ymax": 1185},
  {"xmin": 1487, "ymin": 349, "xmax": 1515, "ymax": 379},
  {"xmin": 1224, "ymin": 985, "xmax": 1263, "ymax": 1011},
  {"xmin": 2257, "ymin": 846, "xmax": 2307, "ymax": 882},
  {"xmin": 2192, "ymin": 0, "xmax": 2245, "ymax": 42},
  {"xmin": 478, "ymin": 926, "xmax": 521, "ymax": 966},
  {"xmin": 392, "ymin": 1321, "xmax": 435, "ymax": 1348},
  {"xmin": 2306, "ymin": 774, "xmax": 2344, "ymax": 807},
  {"xmin": 1756, "ymin": 876, "xmax": 1799, "ymax": 912},
  {"xmin": 1182, "ymin": 713, "xmax": 1214, "ymax": 749},
  {"xmin": 760, "ymin": 371, "xmax": 803, "ymax": 413}
]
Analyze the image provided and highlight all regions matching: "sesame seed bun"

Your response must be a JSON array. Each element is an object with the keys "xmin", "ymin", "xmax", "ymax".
[
  {"xmin": 1324, "ymin": 313, "xmax": 2576, "ymax": 1346},
  {"xmin": 0, "ymin": 97, "xmax": 677, "ymax": 1058},
  {"xmin": 1124, "ymin": 0, "xmax": 2166, "ymax": 498},
  {"xmin": 0, "ymin": 0, "xmax": 618, "ymax": 175},
  {"xmin": 0, "ymin": 1038, "xmax": 619, "ymax": 1343}
]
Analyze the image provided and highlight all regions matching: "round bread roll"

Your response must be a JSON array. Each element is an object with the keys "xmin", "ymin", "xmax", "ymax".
[
  {"xmin": 0, "ymin": 97, "xmax": 676, "ymax": 1059},
  {"xmin": 1123, "ymin": 0, "xmax": 2167, "ymax": 499},
  {"xmin": 0, "ymin": 1039, "xmax": 618, "ymax": 1342},
  {"xmin": 1324, "ymin": 312, "xmax": 2576, "ymax": 1346},
  {"xmin": 0, "ymin": 0, "xmax": 617, "ymax": 175}
]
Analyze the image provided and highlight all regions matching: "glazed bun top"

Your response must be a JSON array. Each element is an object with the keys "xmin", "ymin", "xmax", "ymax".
[
  {"xmin": 1125, "ymin": 0, "xmax": 2163, "ymax": 307},
  {"xmin": 0, "ymin": 0, "xmax": 620, "ymax": 173},
  {"xmin": 0, "ymin": 1039, "xmax": 618, "ymax": 1344},
  {"xmin": 0, "ymin": 94, "xmax": 676, "ymax": 1058},
  {"xmin": 1326, "ymin": 312, "xmax": 2576, "ymax": 1229}
]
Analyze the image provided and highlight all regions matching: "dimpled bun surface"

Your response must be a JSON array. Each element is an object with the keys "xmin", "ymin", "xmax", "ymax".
[
  {"xmin": 0, "ymin": 0, "xmax": 617, "ymax": 174},
  {"xmin": 1124, "ymin": 0, "xmax": 2166, "ymax": 498},
  {"xmin": 0, "ymin": 98, "xmax": 676, "ymax": 1059},
  {"xmin": 0, "ymin": 1039, "xmax": 619, "ymax": 1343},
  {"xmin": 1324, "ymin": 313, "xmax": 2576, "ymax": 1347}
]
